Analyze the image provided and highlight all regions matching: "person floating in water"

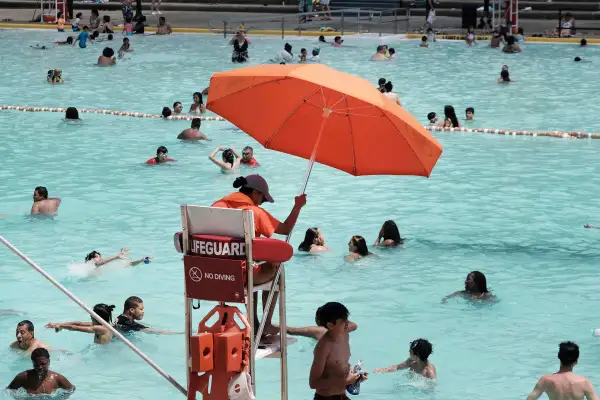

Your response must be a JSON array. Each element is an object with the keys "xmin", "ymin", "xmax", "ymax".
[
  {"xmin": 209, "ymin": 146, "xmax": 241, "ymax": 172},
  {"xmin": 298, "ymin": 227, "xmax": 329, "ymax": 253},
  {"xmin": 7, "ymin": 348, "xmax": 74, "ymax": 395},
  {"xmin": 10, "ymin": 320, "xmax": 51, "ymax": 355},
  {"xmin": 374, "ymin": 220, "xmax": 403, "ymax": 247},
  {"xmin": 45, "ymin": 303, "xmax": 115, "ymax": 345},
  {"xmin": 526, "ymin": 341, "xmax": 598, "ymax": 400},
  {"xmin": 309, "ymin": 302, "xmax": 367, "ymax": 399},
  {"xmin": 73, "ymin": 25, "xmax": 92, "ymax": 48},
  {"xmin": 146, "ymin": 146, "xmax": 175, "ymax": 164},
  {"xmin": 442, "ymin": 271, "xmax": 495, "ymax": 303},
  {"xmin": 114, "ymin": 296, "xmax": 183, "ymax": 334},
  {"xmin": 55, "ymin": 36, "xmax": 73, "ymax": 45},
  {"xmin": 178, "ymin": 118, "xmax": 208, "ymax": 140},
  {"xmin": 345, "ymin": 235, "xmax": 370, "ymax": 261},
  {"xmin": 240, "ymin": 146, "xmax": 259, "ymax": 166},
  {"xmin": 230, "ymin": 30, "xmax": 250, "ymax": 63},
  {"xmin": 84, "ymin": 248, "xmax": 151, "ymax": 267},
  {"xmin": 30, "ymin": 186, "xmax": 61, "ymax": 216},
  {"xmin": 374, "ymin": 338, "xmax": 436, "ymax": 379}
]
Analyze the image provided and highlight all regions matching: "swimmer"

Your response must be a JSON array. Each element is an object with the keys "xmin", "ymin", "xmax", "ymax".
[
  {"xmin": 345, "ymin": 235, "xmax": 370, "ymax": 261},
  {"xmin": 309, "ymin": 302, "xmax": 368, "ymax": 398},
  {"xmin": 574, "ymin": 57, "xmax": 586, "ymax": 62},
  {"xmin": 73, "ymin": 25, "xmax": 92, "ymax": 48},
  {"xmin": 189, "ymin": 92, "xmax": 206, "ymax": 114},
  {"xmin": 114, "ymin": 296, "xmax": 183, "ymax": 334},
  {"xmin": 177, "ymin": 118, "xmax": 208, "ymax": 140},
  {"xmin": 118, "ymin": 37, "xmax": 134, "ymax": 58},
  {"xmin": 318, "ymin": 35, "xmax": 327, "ymax": 43},
  {"xmin": 65, "ymin": 106, "xmax": 79, "ymax": 120},
  {"xmin": 581, "ymin": 38, "xmax": 587, "ymax": 47},
  {"xmin": 308, "ymin": 47, "xmax": 320, "ymax": 62},
  {"xmin": 371, "ymin": 45, "xmax": 387, "ymax": 61},
  {"xmin": 10, "ymin": 321, "xmax": 51, "ymax": 355},
  {"xmin": 48, "ymin": 69, "xmax": 64, "ymax": 83},
  {"xmin": 420, "ymin": 35, "xmax": 428, "ymax": 47},
  {"xmin": 466, "ymin": 27, "xmax": 475, "ymax": 46},
  {"xmin": 7, "ymin": 348, "xmax": 74, "ymax": 395},
  {"xmin": 240, "ymin": 146, "xmax": 259, "ymax": 166},
  {"xmin": 374, "ymin": 339, "xmax": 436, "ymax": 379},
  {"xmin": 526, "ymin": 341, "xmax": 598, "ymax": 400},
  {"xmin": 162, "ymin": 107, "xmax": 172, "ymax": 118},
  {"xmin": 123, "ymin": 16, "xmax": 133, "ymax": 36},
  {"xmin": 442, "ymin": 271, "xmax": 495, "ymax": 303},
  {"xmin": 382, "ymin": 81, "xmax": 402, "ymax": 106},
  {"xmin": 107, "ymin": 33, "xmax": 114, "ymax": 41},
  {"xmin": 498, "ymin": 69, "xmax": 513, "ymax": 83},
  {"xmin": 299, "ymin": 47, "xmax": 308, "ymax": 62},
  {"xmin": 465, "ymin": 106, "xmax": 475, "ymax": 120},
  {"xmin": 332, "ymin": 36, "xmax": 343, "ymax": 47},
  {"xmin": 30, "ymin": 186, "xmax": 61, "ymax": 216},
  {"xmin": 146, "ymin": 146, "xmax": 176, "ymax": 164},
  {"xmin": 156, "ymin": 16, "xmax": 172, "ymax": 35},
  {"xmin": 427, "ymin": 112, "xmax": 438, "ymax": 125},
  {"xmin": 84, "ymin": 249, "xmax": 152, "ymax": 267},
  {"xmin": 298, "ymin": 227, "xmax": 329, "ymax": 252},
  {"xmin": 173, "ymin": 101, "xmax": 183, "ymax": 114},
  {"xmin": 388, "ymin": 48, "xmax": 396, "ymax": 58},
  {"xmin": 30, "ymin": 45, "xmax": 47, "ymax": 50},
  {"xmin": 230, "ymin": 30, "xmax": 250, "ymax": 63},
  {"xmin": 54, "ymin": 36, "xmax": 73, "ymax": 45},
  {"xmin": 438, "ymin": 105, "xmax": 460, "ymax": 128},
  {"xmin": 374, "ymin": 220, "xmax": 403, "ymax": 246},
  {"xmin": 209, "ymin": 146, "xmax": 241, "ymax": 172},
  {"xmin": 502, "ymin": 64, "xmax": 509, "ymax": 72},
  {"xmin": 273, "ymin": 43, "xmax": 293, "ymax": 64},
  {"xmin": 502, "ymin": 35, "xmax": 521, "ymax": 53},
  {"xmin": 377, "ymin": 78, "xmax": 386, "ymax": 93},
  {"xmin": 45, "ymin": 304, "xmax": 115, "ymax": 345},
  {"xmin": 98, "ymin": 47, "xmax": 116, "ymax": 66},
  {"xmin": 584, "ymin": 224, "xmax": 600, "ymax": 229}
]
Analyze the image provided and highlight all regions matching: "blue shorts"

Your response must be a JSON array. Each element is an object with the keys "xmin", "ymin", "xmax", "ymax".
[
  {"xmin": 57, "ymin": 28, "xmax": 64, "ymax": 32},
  {"xmin": 72, "ymin": 27, "xmax": 80, "ymax": 32},
  {"xmin": 79, "ymin": 43, "xmax": 86, "ymax": 48}
]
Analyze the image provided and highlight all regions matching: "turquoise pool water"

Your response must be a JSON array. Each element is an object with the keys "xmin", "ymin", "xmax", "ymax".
[{"xmin": 2, "ymin": 29, "xmax": 600, "ymax": 400}]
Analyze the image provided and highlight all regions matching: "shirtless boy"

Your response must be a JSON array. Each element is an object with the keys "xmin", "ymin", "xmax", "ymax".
[
  {"xmin": 526, "ymin": 341, "xmax": 599, "ymax": 400},
  {"xmin": 10, "ymin": 320, "xmax": 51, "ymax": 355},
  {"xmin": 30, "ymin": 186, "xmax": 61, "ymax": 216},
  {"xmin": 7, "ymin": 348, "xmax": 74, "ymax": 395},
  {"xmin": 374, "ymin": 338, "xmax": 436, "ymax": 379},
  {"xmin": 45, "ymin": 303, "xmax": 116, "ymax": 345},
  {"xmin": 309, "ymin": 302, "xmax": 367, "ymax": 400}
]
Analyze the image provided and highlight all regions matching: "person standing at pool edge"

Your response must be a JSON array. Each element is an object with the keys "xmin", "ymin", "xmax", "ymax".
[
  {"xmin": 7, "ymin": 348, "xmax": 74, "ymax": 395},
  {"xmin": 212, "ymin": 175, "xmax": 307, "ymax": 339},
  {"xmin": 31, "ymin": 186, "xmax": 61, "ymax": 216},
  {"xmin": 526, "ymin": 341, "xmax": 598, "ymax": 400}
]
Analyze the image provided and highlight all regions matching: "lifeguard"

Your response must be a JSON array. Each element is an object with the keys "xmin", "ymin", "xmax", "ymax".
[{"xmin": 212, "ymin": 174, "xmax": 306, "ymax": 339}]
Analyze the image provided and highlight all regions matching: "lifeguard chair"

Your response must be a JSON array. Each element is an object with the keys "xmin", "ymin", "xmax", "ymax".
[
  {"xmin": 175, "ymin": 205, "xmax": 295, "ymax": 400},
  {"xmin": 40, "ymin": 0, "xmax": 66, "ymax": 23}
]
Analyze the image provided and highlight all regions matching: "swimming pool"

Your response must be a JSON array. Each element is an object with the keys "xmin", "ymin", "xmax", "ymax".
[{"xmin": 2, "ymin": 29, "xmax": 600, "ymax": 400}]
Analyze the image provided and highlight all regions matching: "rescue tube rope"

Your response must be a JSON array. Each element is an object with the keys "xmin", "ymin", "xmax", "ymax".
[
  {"xmin": 426, "ymin": 126, "xmax": 600, "ymax": 139},
  {"xmin": 0, "ymin": 105, "xmax": 226, "ymax": 121}
]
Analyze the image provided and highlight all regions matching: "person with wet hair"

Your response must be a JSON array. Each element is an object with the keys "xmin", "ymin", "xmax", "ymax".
[
  {"xmin": 298, "ymin": 228, "xmax": 329, "ymax": 252},
  {"xmin": 10, "ymin": 321, "xmax": 51, "ymax": 355},
  {"xmin": 374, "ymin": 220, "xmax": 403, "ymax": 246},
  {"xmin": 209, "ymin": 146, "xmax": 241, "ymax": 172},
  {"xmin": 178, "ymin": 118, "xmax": 207, "ymax": 140},
  {"xmin": 97, "ymin": 47, "xmax": 116, "ymax": 66},
  {"xmin": 212, "ymin": 174, "xmax": 307, "ymax": 341},
  {"xmin": 146, "ymin": 145, "xmax": 175, "ymax": 164},
  {"xmin": 45, "ymin": 303, "xmax": 116, "ymax": 345},
  {"xmin": 31, "ymin": 186, "xmax": 61, "ymax": 216},
  {"xmin": 7, "ymin": 348, "xmax": 74, "ymax": 395},
  {"xmin": 438, "ymin": 105, "xmax": 460, "ymax": 128},
  {"xmin": 240, "ymin": 146, "xmax": 259, "ymax": 166},
  {"xmin": 427, "ymin": 112, "xmax": 438, "ymax": 125},
  {"xmin": 527, "ymin": 341, "xmax": 598, "ymax": 400},
  {"xmin": 498, "ymin": 69, "xmax": 513, "ymax": 83},
  {"xmin": 189, "ymin": 92, "xmax": 206, "ymax": 113},
  {"xmin": 442, "ymin": 271, "xmax": 495, "ymax": 302},
  {"xmin": 84, "ymin": 248, "xmax": 150, "ymax": 267},
  {"xmin": 374, "ymin": 338, "xmax": 436, "ymax": 379},
  {"xmin": 345, "ymin": 235, "xmax": 370, "ymax": 261}
]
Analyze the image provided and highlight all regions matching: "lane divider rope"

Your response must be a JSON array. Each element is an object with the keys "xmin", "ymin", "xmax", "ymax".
[{"xmin": 425, "ymin": 126, "xmax": 599, "ymax": 139}]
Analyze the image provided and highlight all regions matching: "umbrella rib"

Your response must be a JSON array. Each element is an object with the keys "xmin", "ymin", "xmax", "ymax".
[
  {"xmin": 381, "ymin": 112, "xmax": 429, "ymax": 176},
  {"xmin": 264, "ymin": 86, "xmax": 323, "ymax": 147},
  {"xmin": 343, "ymin": 94, "xmax": 358, "ymax": 175}
]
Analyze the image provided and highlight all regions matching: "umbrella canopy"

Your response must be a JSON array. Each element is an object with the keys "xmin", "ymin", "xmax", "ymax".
[{"xmin": 207, "ymin": 64, "xmax": 442, "ymax": 177}]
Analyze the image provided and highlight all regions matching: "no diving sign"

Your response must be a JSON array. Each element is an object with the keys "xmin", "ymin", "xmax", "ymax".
[{"xmin": 184, "ymin": 255, "xmax": 245, "ymax": 303}]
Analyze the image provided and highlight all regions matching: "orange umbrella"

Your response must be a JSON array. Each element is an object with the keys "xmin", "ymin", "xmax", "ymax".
[{"xmin": 207, "ymin": 63, "xmax": 442, "ymax": 182}]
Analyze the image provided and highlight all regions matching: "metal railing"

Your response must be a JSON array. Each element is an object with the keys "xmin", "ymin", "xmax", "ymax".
[{"xmin": 208, "ymin": 6, "xmax": 412, "ymax": 38}]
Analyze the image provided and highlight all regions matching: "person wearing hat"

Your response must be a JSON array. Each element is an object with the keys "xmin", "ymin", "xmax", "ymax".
[{"xmin": 212, "ymin": 174, "xmax": 307, "ymax": 340}]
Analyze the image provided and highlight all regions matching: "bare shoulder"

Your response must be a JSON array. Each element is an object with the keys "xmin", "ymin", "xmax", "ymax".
[
  {"xmin": 314, "ymin": 335, "xmax": 332, "ymax": 353},
  {"xmin": 9, "ymin": 341, "xmax": 19, "ymax": 349}
]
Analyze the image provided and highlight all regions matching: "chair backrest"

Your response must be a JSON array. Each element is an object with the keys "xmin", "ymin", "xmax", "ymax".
[{"xmin": 181, "ymin": 205, "xmax": 255, "ymax": 239}]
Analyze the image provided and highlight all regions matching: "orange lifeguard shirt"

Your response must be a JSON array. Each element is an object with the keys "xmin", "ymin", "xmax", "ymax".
[{"xmin": 212, "ymin": 192, "xmax": 280, "ymax": 238}]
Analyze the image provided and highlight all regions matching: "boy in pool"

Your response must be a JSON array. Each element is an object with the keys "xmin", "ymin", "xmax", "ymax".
[
  {"xmin": 45, "ymin": 304, "xmax": 116, "ymax": 345},
  {"xmin": 309, "ymin": 302, "xmax": 368, "ymax": 399},
  {"xmin": 420, "ymin": 35, "xmax": 428, "ymax": 47},
  {"xmin": 73, "ymin": 26, "xmax": 92, "ymax": 48},
  {"xmin": 427, "ymin": 112, "xmax": 438, "ymax": 125},
  {"xmin": 465, "ymin": 107, "xmax": 475, "ymax": 120},
  {"xmin": 374, "ymin": 338, "xmax": 436, "ymax": 379},
  {"xmin": 7, "ymin": 348, "xmax": 74, "ymax": 395}
]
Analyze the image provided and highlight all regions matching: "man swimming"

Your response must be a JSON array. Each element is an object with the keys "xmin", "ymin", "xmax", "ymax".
[
  {"xmin": 114, "ymin": 296, "xmax": 183, "ymax": 334},
  {"xmin": 30, "ymin": 186, "xmax": 61, "ymax": 216},
  {"xmin": 7, "ymin": 348, "xmax": 74, "ymax": 395},
  {"xmin": 526, "ymin": 341, "xmax": 598, "ymax": 400},
  {"xmin": 10, "ymin": 320, "xmax": 51, "ymax": 355},
  {"xmin": 177, "ymin": 118, "xmax": 208, "ymax": 140}
]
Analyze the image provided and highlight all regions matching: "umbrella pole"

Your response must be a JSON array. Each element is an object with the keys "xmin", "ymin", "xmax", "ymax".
[{"xmin": 299, "ymin": 115, "xmax": 329, "ymax": 196}]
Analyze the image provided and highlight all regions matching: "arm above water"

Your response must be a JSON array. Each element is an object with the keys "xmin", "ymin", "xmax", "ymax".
[
  {"xmin": 96, "ymin": 248, "xmax": 129, "ymax": 267},
  {"xmin": 442, "ymin": 291, "xmax": 464, "ymax": 303},
  {"xmin": 209, "ymin": 147, "xmax": 232, "ymax": 170},
  {"xmin": 374, "ymin": 359, "xmax": 409, "ymax": 373},
  {"xmin": 526, "ymin": 377, "xmax": 547, "ymax": 400},
  {"xmin": 7, "ymin": 371, "xmax": 27, "ymax": 390},
  {"xmin": 56, "ymin": 373, "xmax": 75, "ymax": 391}
]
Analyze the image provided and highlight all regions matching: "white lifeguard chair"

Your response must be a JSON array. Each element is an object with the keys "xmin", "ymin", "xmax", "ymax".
[
  {"xmin": 175, "ymin": 205, "xmax": 295, "ymax": 400},
  {"xmin": 40, "ymin": 0, "xmax": 65, "ymax": 23}
]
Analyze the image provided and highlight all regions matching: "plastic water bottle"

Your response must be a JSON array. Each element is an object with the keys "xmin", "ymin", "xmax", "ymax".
[{"xmin": 346, "ymin": 360, "xmax": 363, "ymax": 395}]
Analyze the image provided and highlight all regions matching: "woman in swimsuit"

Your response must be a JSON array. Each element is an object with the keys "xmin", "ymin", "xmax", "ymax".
[
  {"xmin": 442, "ymin": 271, "xmax": 496, "ymax": 303},
  {"xmin": 44, "ymin": 304, "xmax": 116, "ymax": 345},
  {"xmin": 189, "ymin": 92, "xmax": 206, "ymax": 114},
  {"xmin": 298, "ymin": 227, "xmax": 329, "ymax": 253},
  {"xmin": 374, "ymin": 220, "xmax": 403, "ymax": 247},
  {"xmin": 230, "ymin": 31, "xmax": 250, "ymax": 63},
  {"xmin": 438, "ymin": 105, "xmax": 460, "ymax": 128},
  {"xmin": 345, "ymin": 235, "xmax": 370, "ymax": 261},
  {"xmin": 209, "ymin": 146, "xmax": 241, "ymax": 172}
]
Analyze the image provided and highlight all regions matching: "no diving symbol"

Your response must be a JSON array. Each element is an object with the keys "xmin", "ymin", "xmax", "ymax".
[{"xmin": 189, "ymin": 267, "xmax": 202, "ymax": 283}]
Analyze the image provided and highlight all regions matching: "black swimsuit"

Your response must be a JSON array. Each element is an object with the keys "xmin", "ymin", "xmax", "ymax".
[{"xmin": 232, "ymin": 40, "xmax": 249, "ymax": 63}]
